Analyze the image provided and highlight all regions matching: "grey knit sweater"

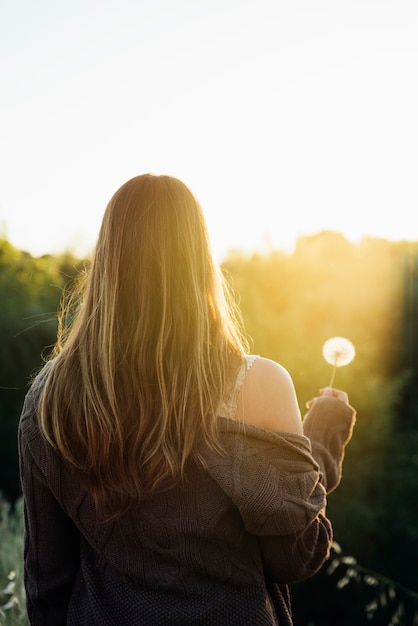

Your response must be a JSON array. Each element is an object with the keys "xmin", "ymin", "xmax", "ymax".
[{"xmin": 19, "ymin": 378, "xmax": 355, "ymax": 625}]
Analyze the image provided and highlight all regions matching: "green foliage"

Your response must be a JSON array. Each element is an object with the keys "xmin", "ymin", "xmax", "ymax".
[
  {"xmin": 0, "ymin": 498, "xmax": 28, "ymax": 626},
  {"xmin": 0, "ymin": 238, "xmax": 87, "ymax": 500},
  {"xmin": 291, "ymin": 542, "xmax": 418, "ymax": 625},
  {"xmin": 223, "ymin": 233, "xmax": 405, "ymax": 400}
]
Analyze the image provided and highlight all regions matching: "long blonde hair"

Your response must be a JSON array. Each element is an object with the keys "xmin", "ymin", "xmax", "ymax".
[{"xmin": 38, "ymin": 174, "xmax": 248, "ymax": 515}]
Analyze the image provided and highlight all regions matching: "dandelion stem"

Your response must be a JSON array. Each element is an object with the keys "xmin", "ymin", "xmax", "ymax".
[{"xmin": 329, "ymin": 364, "xmax": 337, "ymax": 388}]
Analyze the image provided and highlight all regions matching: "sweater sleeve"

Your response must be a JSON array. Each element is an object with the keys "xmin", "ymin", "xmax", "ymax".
[
  {"xmin": 259, "ymin": 397, "xmax": 356, "ymax": 583},
  {"xmin": 302, "ymin": 396, "xmax": 356, "ymax": 493},
  {"xmin": 18, "ymin": 389, "xmax": 80, "ymax": 626},
  {"xmin": 200, "ymin": 420, "xmax": 333, "ymax": 584}
]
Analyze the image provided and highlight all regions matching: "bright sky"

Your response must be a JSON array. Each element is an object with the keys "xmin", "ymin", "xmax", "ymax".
[{"xmin": 1, "ymin": 0, "xmax": 417, "ymax": 261}]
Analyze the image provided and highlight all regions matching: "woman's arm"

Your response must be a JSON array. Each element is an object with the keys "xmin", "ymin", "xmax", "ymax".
[
  {"xmin": 302, "ymin": 389, "xmax": 356, "ymax": 493},
  {"xmin": 236, "ymin": 359, "xmax": 356, "ymax": 493},
  {"xmin": 258, "ymin": 389, "xmax": 356, "ymax": 583},
  {"xmin": 258, "ymin": 511, "xmax": 333, "ymax": 584},
  {"xmin": 207, "ymin": 365, "xmax": 356, "ymax": 586}
]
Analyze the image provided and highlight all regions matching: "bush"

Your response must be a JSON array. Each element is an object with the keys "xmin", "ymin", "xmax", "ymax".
[{"xmin": 291, "ymin": 542, "xmax": 418, "ymax": 625}]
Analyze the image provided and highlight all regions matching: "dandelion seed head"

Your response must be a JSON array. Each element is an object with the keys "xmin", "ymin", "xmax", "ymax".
[{"xmin": 322, "ymin": 337, "xmax": 355, "ymax": 368}]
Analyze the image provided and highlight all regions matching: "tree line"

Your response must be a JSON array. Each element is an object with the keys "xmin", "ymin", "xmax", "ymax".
[{"xmin": 0, "ymin": 239, "xmax": 86, "ymax": 501}]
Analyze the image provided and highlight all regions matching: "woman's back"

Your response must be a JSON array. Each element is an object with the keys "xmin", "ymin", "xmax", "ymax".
[{"xmin": 19, "ymin": 355, "xmax": 345, "ymax": 625}]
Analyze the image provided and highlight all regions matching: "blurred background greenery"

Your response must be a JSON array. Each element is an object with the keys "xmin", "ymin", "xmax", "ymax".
[{"xmin": 1, "ymin": 231, "xmax": 417, "ymax": 624}]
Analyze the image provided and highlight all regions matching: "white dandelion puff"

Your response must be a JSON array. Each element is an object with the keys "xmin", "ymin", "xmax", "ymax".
[{"xmin": 322, "ymin": 337, "xmax": 355, "ymax": 387}]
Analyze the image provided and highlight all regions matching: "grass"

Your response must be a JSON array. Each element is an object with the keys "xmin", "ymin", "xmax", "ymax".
[{"xmin": 0, "ymin": 497, "xmax": 28, "ymax": 626}]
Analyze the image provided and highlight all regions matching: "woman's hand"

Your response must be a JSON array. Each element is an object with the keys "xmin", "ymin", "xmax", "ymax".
[{"xmin": 306, "ymin": 386, "xmax": 349, "ymax": 409}]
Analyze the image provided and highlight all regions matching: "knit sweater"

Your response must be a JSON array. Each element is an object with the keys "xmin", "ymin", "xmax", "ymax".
[{"xmin": 19, "ymin": 373, "xmax": 356, "ymax": 625}]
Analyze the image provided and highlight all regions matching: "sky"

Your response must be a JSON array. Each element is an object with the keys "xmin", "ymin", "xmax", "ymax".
[{"xmin": 1, "ymin": 0, "xmax": 417, "ymax": 261}]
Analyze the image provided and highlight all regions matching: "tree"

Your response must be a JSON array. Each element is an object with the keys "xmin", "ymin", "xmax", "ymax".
[{"xmin": 0, "ymin": 239, "xmax": 86, "ymax": 500}]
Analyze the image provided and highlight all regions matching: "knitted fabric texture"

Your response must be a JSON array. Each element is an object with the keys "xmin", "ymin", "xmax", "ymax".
[
  {"xmin": 19, "ymin": 379, "xmax": 356, "ymax": 625},
  {"xmin": 302, "ymin": 396, "xmax": 356, "ymax": 493}
]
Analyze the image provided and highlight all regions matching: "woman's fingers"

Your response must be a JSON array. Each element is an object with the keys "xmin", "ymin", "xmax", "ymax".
[{"xmin": 306, "ymin": 387, "xmax": 349, "ymax": 409}]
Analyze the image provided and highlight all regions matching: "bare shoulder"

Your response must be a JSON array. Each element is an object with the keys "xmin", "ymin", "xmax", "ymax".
[{"xmin": 236, "ymin": 357, "xmax": 303, "ymax": 435}]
